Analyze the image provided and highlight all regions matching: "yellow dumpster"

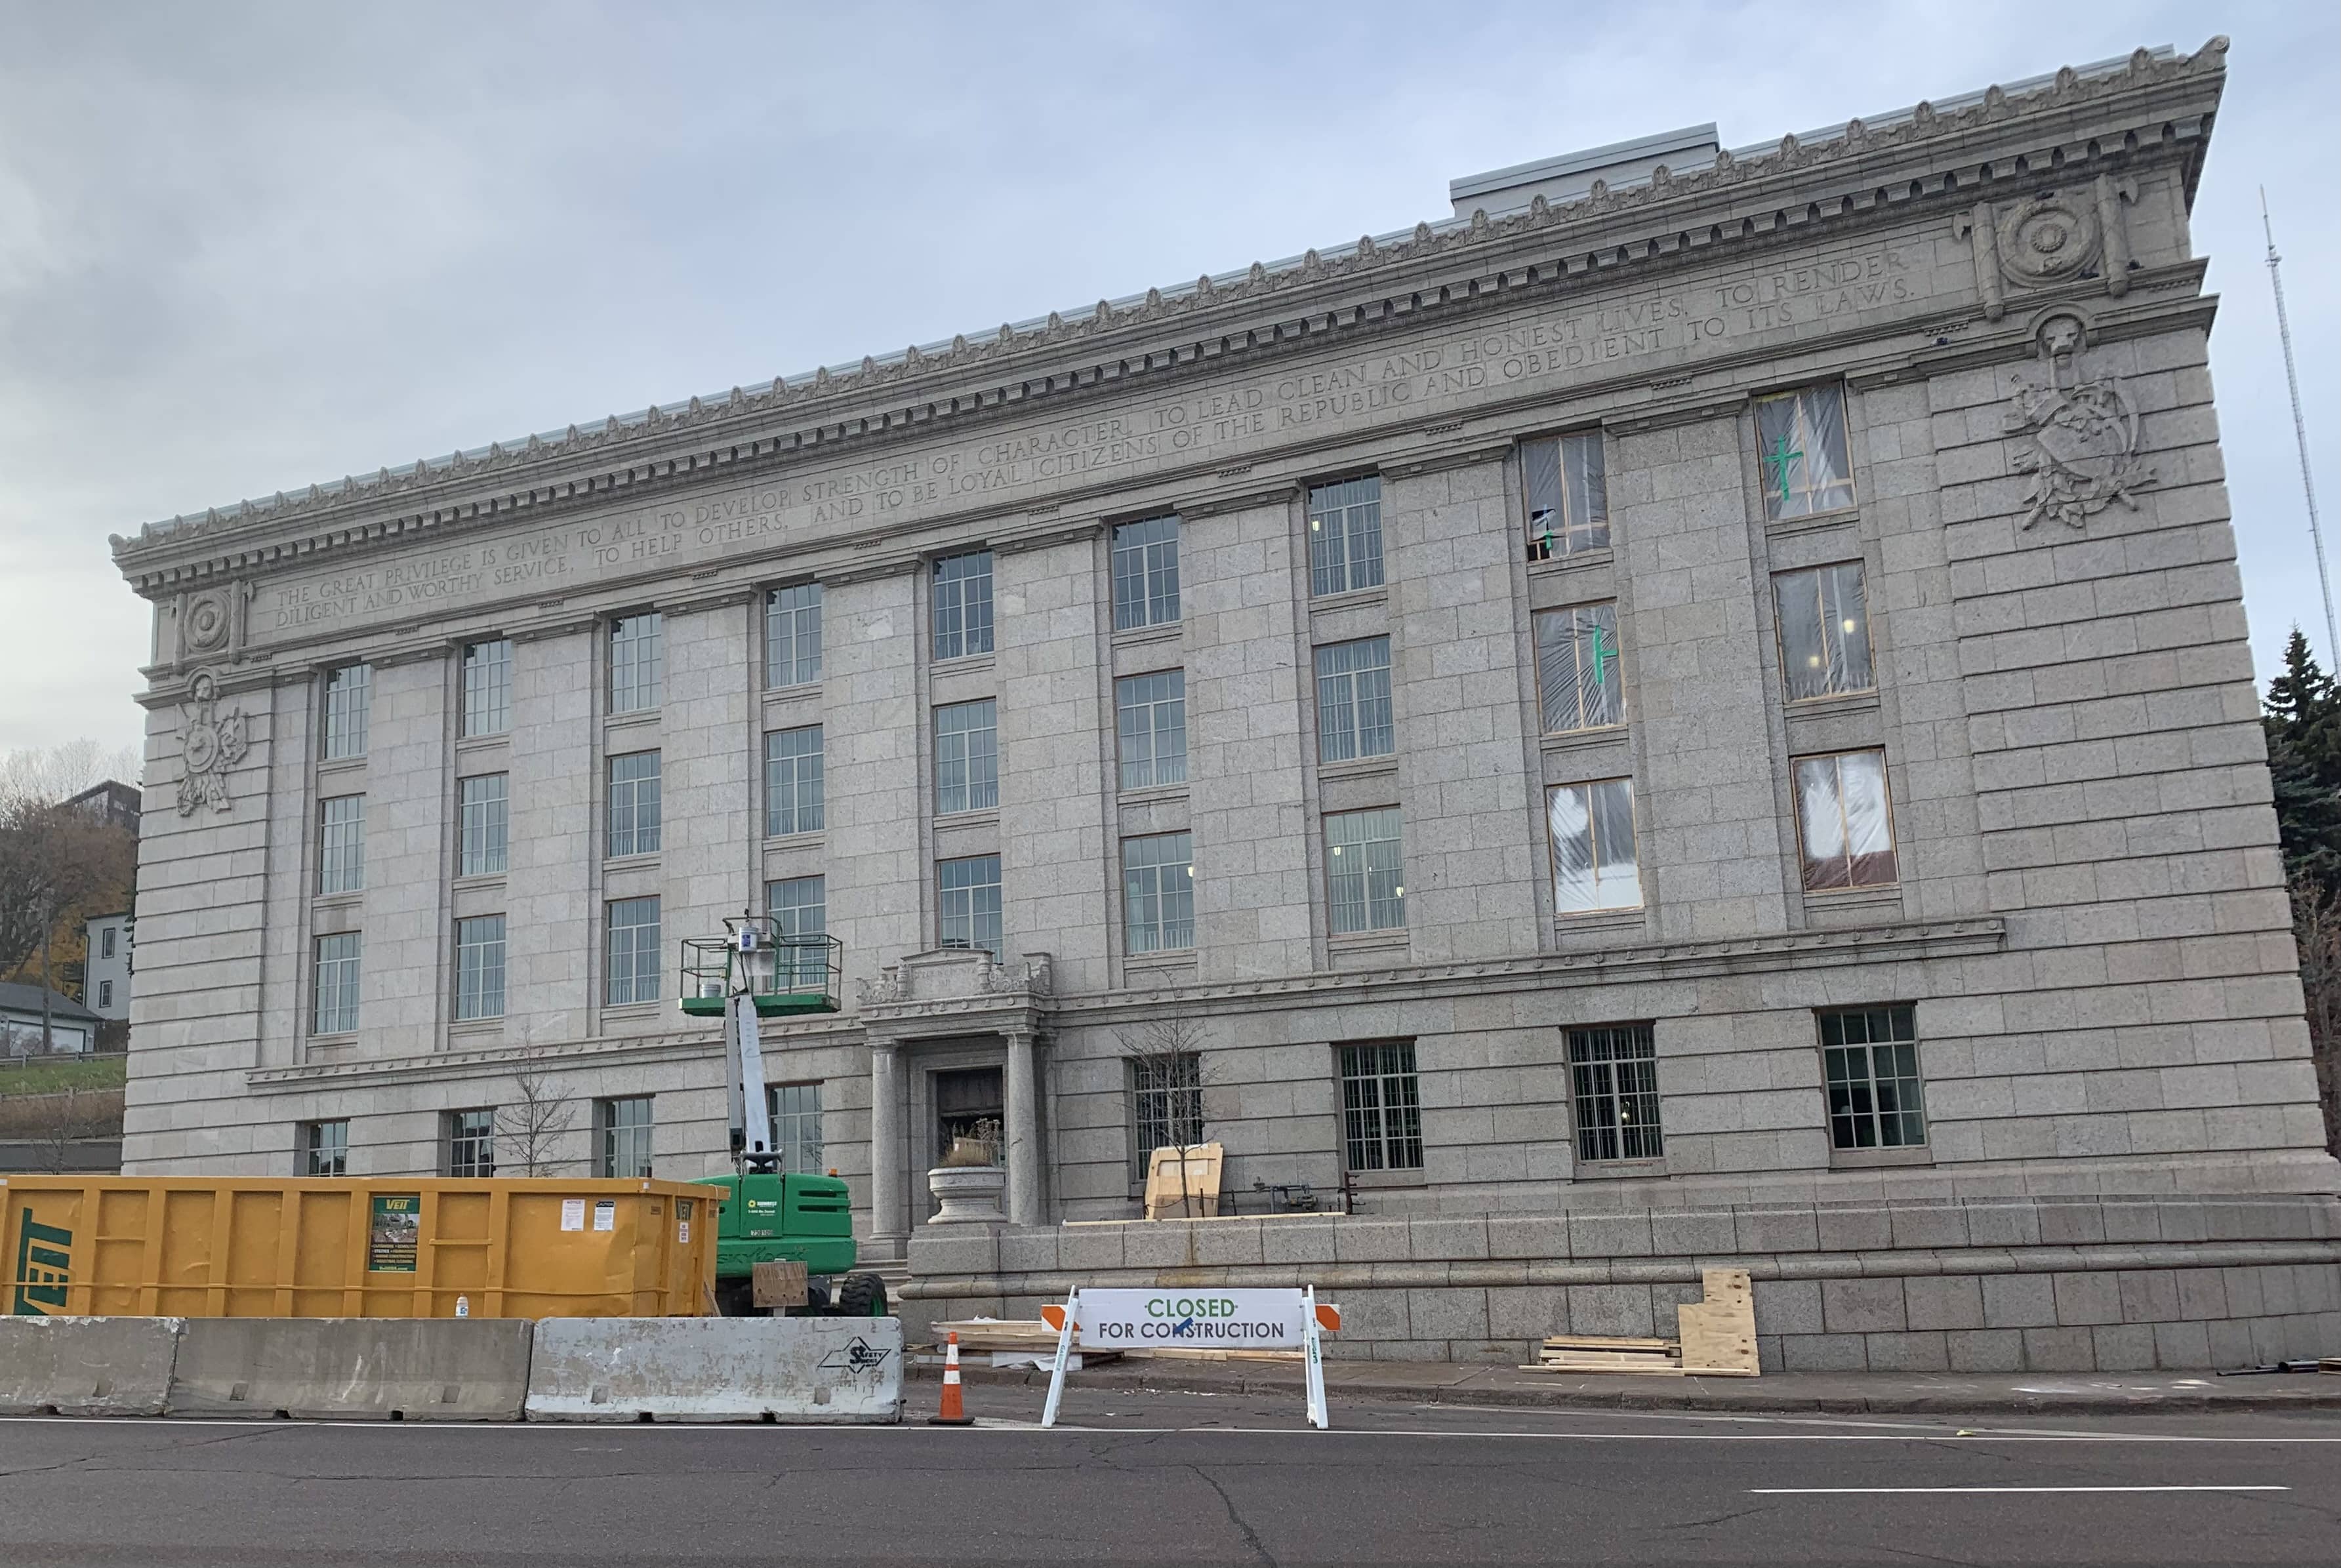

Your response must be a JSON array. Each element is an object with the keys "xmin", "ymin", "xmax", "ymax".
[{"xmin": 3, "ymin": 1175, "xmax": 716, "ymax": 1319}]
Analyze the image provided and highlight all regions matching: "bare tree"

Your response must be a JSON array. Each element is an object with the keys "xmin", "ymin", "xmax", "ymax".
[
  {"xmin": 1116, "ymin": 1016, "xmax": 1210, "ymax": 1216},
  {"xmin": 37, "ymin": 1085, "xmax": 80, "ymax": 1174},
  {"xmin": 2292, "ymin": 874, "xmax": 2341, "ymax": 1160},
  {"xmin": 495, "ymin": 1049, "xmax": 579, "ymax": 1175},
  {"xmin": 0, "ymin": 742, "xmax": 142, "ymax": 809}
]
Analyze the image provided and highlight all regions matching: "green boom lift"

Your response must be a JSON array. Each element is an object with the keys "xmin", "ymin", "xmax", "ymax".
[{"xmin": 681, "ymin": 914, "xmax": 888, "ymax": 1318}]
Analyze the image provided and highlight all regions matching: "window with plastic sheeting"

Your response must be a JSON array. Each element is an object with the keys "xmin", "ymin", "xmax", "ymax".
[
  {"xmin": 765, "ymin": 582, "xmax": 823, "ymax": 689},
  {"xmin": 1774, "ymin": 562, "xmax": 1874, "ymax": 701},
  {"xmin": 454, "ymin": 914, "xmax": 506, "ymax": 1021},
  {"xmin": 1568, "ymin": 1024, "xmax": 1662, "ymax": 1163},
  {"xmin": 604, "ymin": 896, "xmax": 661, "ymax": 1005},
  {"xmin": 1792, "ymin": 749, "xmax": 1898, "ymax": 890},
  {"xmin": 458, "ymin": 774, "xmax": 508, "ymax": 877},
  {"xmin": 303, "ymin": 1119, "xmax": 349, "ymax": 1177},
  {"xmin": 460, "ymin": 640, "xmax": 512, "ymax": 737},
  {"xmin": 1122, "ymin": 832, "xmax": 1194, "ymax": 954},
  {"xmin": 445, "ymin": 1109, "xmax": 496, "ymax": 1177},
  {"xmin": 1325, "ymin": 807, "xmax": 1405, "ymax": 934},
  {"xmin": 313, "ymin": 933, "xmax": 361, "ymax": 1035},
  {"xmin": 1115, "ymin": 670, "xmax": 1187, "ymax": 790},
  {"xmin": 767, "ymin": 1083, "xmax": 824, "ymax": 1174},
  {"xmin": 1314, "ymin": 637, "xmax": 1394, "ymax": 762},
  {"xmin": 1534, "ymin": 603, "xmax": 1623, "ymax": 733},
  {"xmin": 607, "ymin": 751, "xmax": 662, "ymax": 858},
  {"xmin": 933, "ymin": 552, "xmax": 994, "ymax": 660},
  {"xmin": 1547, "ymin": 779, "xmax": 1642, "ymax": 914},
  {"xmin": 1130, "ymin": 1054, "xmax": 1204, "ymax": 1182},
  {"xmin": 1754, "ymin": 384, "xmax": 1856, "ymax": 520},
  {"xmin": 1820, "ymin": 1005, "xmax": 1927, "ymax": 1151},
  {"xmin": 765, "ymin": 875, "xmax": 828, "ymax": 990},
  {"xmin": 609, "ymin": 613, "xmax": 663, "ymax": 714},
  {"xmin": 1522, "ymin": 432, "xmax": 1610, "ymax": 561},
  {"xmin": 317, "ymin": 795, "xmax": 365, "ymax": 895},
  {"xmin": 938, "ymin": 854, "xmax": 1002, "ymax": 957},
  {"xmin": 764, "ymin": 725, "xmax": 824, "ymax": 836},
  {"xmin": 1307, "ymin": 475, "xmax": 1383, "ymax": 597},
  {"xmin": 1111, "ymin": 516, "xmax": 1181, "ymax": 630},
  {"xmin": 1337, "ymin": 1041, "xmax": 1422, "ymax": 1171},
  {"xmin": 934, "ymin": 699, "xmax": 998, "ymax": 814}
]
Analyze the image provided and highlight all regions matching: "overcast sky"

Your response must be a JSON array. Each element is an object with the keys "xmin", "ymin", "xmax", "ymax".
[{"xmin": 1, "ymin": 1, "xmax": 2331, "ymax": 761}]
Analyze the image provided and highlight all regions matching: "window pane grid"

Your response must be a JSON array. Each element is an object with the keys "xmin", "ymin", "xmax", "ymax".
[
  {"xmin": 1122, "ymin": 832, "xmax": 1194, "ymax": 954},
  {"xmin": 1821, "ymin": 1005, "xmax": 1927, "ymax": 1149},
  {"xmin": 1523, "ymin": 432, "xmax": 1611, "ymax": 560},
  {"xmin": 304, "ymin": 1119, "xmax": 349, "ymax": 1177},
  {"xmin": 454, "ymin": 914, "xmax": 506, "ymax": 1022},
  {"xmin": 1547, "ymin": 778, "xmax": 1643, "ymax": 914},
  {"xmin": 764, "ymin": 725, "xmax": 825, "ymax": 836},
  {"xmin": 1775, "ymin": 562, "xmax": 1875, "ymax": 701},
  {"xmin": 1112, "ymin": 515, "xmax": 1181, "ymax": 630},
  {"xmin": 1793, "ymin": 749, "xmax": 1898, "ymax": 890},
  {"xmin": 767, "ymin": 1083, "xmax": 825, "ymax": 1174},
  {"xmin": 764, "ymin": 583, "xmax": 824, "ymax": 689},
  {"xmin": 938, "ymin": 854, "xmax": 1002, "ymax": 957},
  {"xmin": 934, "ymin": 699, "xmax": 998, "ymax": 814},
  {"xmin": 321, "ymin": 664, "xmax": 371, "ymax": 760},
  {"xmin": 765, "ymin": 875, "xmax": 828, "ymax": 990},
  {"xmin": 1568, "ymin": 1024, "xmax": 1663, "ymax": 1163},
  {"xmin": 933, "ymin": 552, "xmax": 995, "ymax": 660},
  {"xmin": 1534, "ymin": 603, "xmax": 1623, "ymax": 732},
  {"xmin": 607, "ymin": 751, "xmax": 662, "ymax": 858},
  {"xmin": 1315, "ymin": 636, "xmax": 1394, "ymax": 762},
  {"xmin": 609, "ymin": 613, "xmax": 663, "ymax": 714},
  {"xmin": 458, "ymin": 774, "xmax": 508, "ymax": 877},
  {"xmin": 1131, "ymin": 1055, "xmax": 1204, "ymax": 1182},
  {"xmin": 1326, "ymin": 807, "xmax": 1406, "ymax": 934},
  {"xmin": 1756, "ymin": 384, "xmax": 1856, "ymax": 519},
  {"xmin": 317, "ymin": 795, "xmax": 365, "ymax": 895},
  {"xmin": 313, "ymin": 933, "xmax": 361, "ymax": 1035},
  {"xmin": 1307, "ymin": 476, "xmax": 1384, "ymax": 597},
  {"xmin": 1116, "ymin": 670, "xmax": 1188, "ymax": 790},
  {"xmin": 460, "ymin": 640, "xmax": 512, "ymax": 736},
  {"xmin": 605, "ymin": 896, "xmax": 661, "ymax": 1005},
  {"xmin": 597, "ymin": 1096, "xmax": 654, "ymax": 1178},
  {"xmin": 446, "ymin": 1108, "xmax": 496, "ymax": 1177},
  {"xmin": 1338, "ymin": 1041, "xmax": 1422, "ymax": 1171}
]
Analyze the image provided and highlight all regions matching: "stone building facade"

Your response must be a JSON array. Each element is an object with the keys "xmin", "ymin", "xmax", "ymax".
[{"xmin": 110, "ymin": 40, "xmax": 2341, "ymax": 1367}]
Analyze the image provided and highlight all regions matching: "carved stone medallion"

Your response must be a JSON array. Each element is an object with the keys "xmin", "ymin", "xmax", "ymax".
[
  {"xmin": 1995, "ymin": 195, "xmax": 2102, "ymax": 287},
  {"xmin": 181, "ymin": 588, "xmax": 235, "ymax": 659},
  {"xmin": 176, "ymin": 668, "xmax": 250, "ymax": 816},
  {"xmin": 2006, "ymin": 313, "xmax": 2156, "ymax": 531}
]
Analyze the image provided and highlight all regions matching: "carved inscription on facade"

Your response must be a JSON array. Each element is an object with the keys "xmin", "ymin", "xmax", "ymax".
[{"xmin": 253, "ymin": 240, "xmax": 1938, "ymax": 645}]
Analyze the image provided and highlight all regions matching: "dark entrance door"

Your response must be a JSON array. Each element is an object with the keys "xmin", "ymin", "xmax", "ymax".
[{"xmin": 934, "ymin": 1065, "xmax": 1004, "ymax": 1164}]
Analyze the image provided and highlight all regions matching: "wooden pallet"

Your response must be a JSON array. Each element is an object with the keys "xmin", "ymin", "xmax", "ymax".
[{"xmin": 1518, "ymin": 1268, "xmax": 1761, "ymax": 1378}]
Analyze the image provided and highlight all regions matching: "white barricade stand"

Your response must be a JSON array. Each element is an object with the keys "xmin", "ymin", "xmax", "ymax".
[{"xmin": 1038, "ymin": 1285, "xmax": 1339, "ymax": 1429}]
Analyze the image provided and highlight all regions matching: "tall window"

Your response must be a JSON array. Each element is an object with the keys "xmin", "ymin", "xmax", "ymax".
[
  {"xmin": 1315, "ymin": 637, "xmax": 1394, "ymax": 762},
  {"xmin": 313, "ymin": 933, "xmax": 361, "ymax": 1035},
  {"xmin": 317, "ymin": 795, "xmax": 365, "ymax": 895},
  {"xmin": 99, "ymin": 980, "xmax": 113, "ymax": 1009},
  {"xmin": 101, "ymin": 927, "xmax": 115, "ymax": 959},
  {"xmin": 454, "ymin": 914, "xmax": 506, "ymax": 1022},
  {"xmin": 1774, "ymin": 562, "xmax": 1874, "ymax": 701},
  {"xmin": 607, "ymin": 751, "xmax": 662, "ymax": 858},
  {"xmin": 1522, "ymin": 432, "xmax": 1610, "ymax": 560},
  {"xmin": 596, "ymin": 1096, "xmax": 655, "ymax": 1178},
  {"xmin": 767, "ymin": 1083, "xmax": 824, "ymax": 1174},
  {"xmin": 765, "ymin": 875, "xmax": 827, "ymax": 991},
  {"xmin": 604, "ymin": 896, "xmax": 661, "ymax": 1005},
  {"xmin": 1792, "ymin": 750, "xmax": 1898, "ymax": 890},
  {"xmin": 609, "ymin": 612, "xmax": 663, "ymax": 714},
  {"xmin": 1115, "ymin": 670, "xmax": 1187, "ymax": 790},
  {"xmin": 1755, "ymin": 384, "xmax": 1856, "ymax": 520},
  {"xmin": 458, "ymin": 774, "xmax": 508, "ymax": 877},
  {"xmin": 1338, "ymin": 1041, "xmax": 1422, "ymax": 1172},
  {"xmin": 938, "ymin": 854, "xmax": 1002, "ymax": 957},
  {"xmin": 302, "ymin": 1119, "xmax": 350, "ymax": 1177},
  {"xmin": 765, "ymin": 582, "xmax": 823, "ymax": 689},
  {"xmin": 1534, "ymin": 604, "xmax": 1623, "ymax": 733},
  {"xmin": 460, "ymin": 639, "xmax": 512, "ymax": 737},
  {"xmin": 321, "ymin": 664, "xmax": 371, "ymax": 760},
  {"xmin": 1547, "ymin": 779, "xmax": 1642, "ymax": 914},
  {"xmin": 1326, "ymin": 807, "xmax": 1405, "ymax": 935},
  {"xmin": 1130, "ymin": 1053, "xmax": 1204, "ymax": 1182},
  {"xmin": 934, "ymin": 699, "xmax": 998, "ymax": 814},
  {"xmin": 1820, "ymin": 1005, "xmax": 1927, "ymax": 1151},
  {"xmin": 445, "ymin": 1108, "xmax": 496, "ymax": 1177},
  {"xmin": 764, "ymin": 726, "xmax": 825, "ymax": 836},
  {"xmin": 1307, "ymin": 475, "xmax": 1384, "ymax": 597},
  {"xmin": 933, "ymin": 551, "xmax": 994, "ymax": 660},
  {"xmin": 1569, "ymin": 1024, "xmax": 1663, "ymax": 1163},
  {"xmin": 1112, "ymin": 515, "xmax": 1181, "ymax": 630},
  {"xmin": 1122, "ymin": 832, "xmax": 1194, "ymax": 954}
]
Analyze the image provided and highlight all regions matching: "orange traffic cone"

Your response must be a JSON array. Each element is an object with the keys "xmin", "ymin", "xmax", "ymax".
[{"xmin": 928, "ymin": 1330, "xmax": 975, "ymax": 1426}]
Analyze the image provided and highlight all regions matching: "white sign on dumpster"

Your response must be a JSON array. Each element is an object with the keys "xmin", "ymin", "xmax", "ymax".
[{"xmin": 1038, "ymin": 1285, "xmax": 1339, "ymax": 1430}]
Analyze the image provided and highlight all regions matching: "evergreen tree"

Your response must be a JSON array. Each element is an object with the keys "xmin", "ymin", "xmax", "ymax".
[{"xmin": 2262, "ymin": 629, "xmax": 2341, "ymax": 899}]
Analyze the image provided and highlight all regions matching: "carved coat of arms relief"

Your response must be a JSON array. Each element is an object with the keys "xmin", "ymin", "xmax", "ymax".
[{"xmin": 2005, "ymin": 313, "xmax": 2157, "ymax": 532}]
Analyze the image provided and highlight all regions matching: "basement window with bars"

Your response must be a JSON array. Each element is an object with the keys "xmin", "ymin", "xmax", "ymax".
[
  {"xmin": 1130, "ymin": 1053, "xmax": 1204, "ymax": 1183},
  {"xmin": 1568, "ymin": 1024, "xmax": 1663, "ymax": 1163},
  {"xmin": 1338, "ymin": 1041, "xmax": 1423, "ymax": 1173},
  {"xmin": 1820, "ymin": 1005, "xmax": 1927, "ymax": 1151}
]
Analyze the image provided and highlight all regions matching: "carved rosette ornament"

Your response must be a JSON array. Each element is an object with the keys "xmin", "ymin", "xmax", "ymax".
[
  {"xmin": 180, "ymin": 588, "xmax": 235, "ymax": 660},
  {"xmin": 175, "ymin": 668, "xmax": 250, "ymax": 817},
  {"xmin": 2005, "ymin": 313, "xmax": 2156, "ymax": 532},
  {"xmin": 1994, "ymin": 195, "xmax": 2102, "ymax": 287}
]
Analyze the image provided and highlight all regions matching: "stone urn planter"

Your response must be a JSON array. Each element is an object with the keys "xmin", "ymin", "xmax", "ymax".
[{"xmin": 927, "ymin": 1164, "xmax": 1007, "ymax": 1225}]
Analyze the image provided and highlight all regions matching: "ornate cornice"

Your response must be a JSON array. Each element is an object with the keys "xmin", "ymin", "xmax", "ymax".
[{"xmin": 112, "ymin": 43, "xmax": 2226, "ymax": 597}]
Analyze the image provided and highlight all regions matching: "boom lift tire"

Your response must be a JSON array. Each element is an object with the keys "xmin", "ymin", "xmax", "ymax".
[{"xmin": 836, "ymin": 1272, "xmax": 888, "ymax": 1318}]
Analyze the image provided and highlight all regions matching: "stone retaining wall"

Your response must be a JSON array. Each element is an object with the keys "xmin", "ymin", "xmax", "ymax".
[{"xmin": 897, "ymin": 1194, "xmax": 2341, "ymax": 1371}]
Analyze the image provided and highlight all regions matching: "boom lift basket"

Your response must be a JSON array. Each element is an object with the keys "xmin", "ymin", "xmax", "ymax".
[{"xmin": 679, "ymin": 917, "xmax": 842, "ymax": 1018}]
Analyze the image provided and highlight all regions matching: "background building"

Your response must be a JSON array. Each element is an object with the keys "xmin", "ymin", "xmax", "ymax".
[
  {"xmin": 81, "ymin": 912, "xmax": 131, "ymax": 1022},
  {"xmin": 109, "ymin": 40, "xmax": 2341, "ymax": 1367}
]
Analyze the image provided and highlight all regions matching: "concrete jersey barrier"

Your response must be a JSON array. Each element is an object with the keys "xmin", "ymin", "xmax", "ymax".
[
  {"xmin": 0, "ymin": 1315, "xmax": 184, "ymax": 1417},
  {"xmin": 166, "ymin": 1318, "xmax": 535, "ymax": 1420},
  {"xmin": 525, "ymin": 1316, "xmax": 903, "ymax": 1424}
]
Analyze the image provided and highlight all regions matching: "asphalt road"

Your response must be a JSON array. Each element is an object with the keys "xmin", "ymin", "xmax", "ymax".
[{"xmin": 1, "ymin": 1384, "xmax": 2335, "ymax": 1567}]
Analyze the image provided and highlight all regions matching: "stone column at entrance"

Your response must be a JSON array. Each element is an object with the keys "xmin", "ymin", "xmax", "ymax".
[
  {"xmin": 1004, "ymin": 1028, "xmax": 1040, "ymax": 1226},
  {"xmin": 868, "ymin": 1041, "xmax": 906, "ymax": 1261}
]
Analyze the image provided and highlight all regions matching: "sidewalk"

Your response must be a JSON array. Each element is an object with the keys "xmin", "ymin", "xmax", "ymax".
[{"xmin": 913, "ymin": 1352, "xmax": 2341, "ymax": 1416}]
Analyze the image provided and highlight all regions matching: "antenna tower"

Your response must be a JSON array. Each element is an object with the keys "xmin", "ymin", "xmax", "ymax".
[{"xmin": 2262, "ymin": 187, "xmax": 2339, "ymax": 662}]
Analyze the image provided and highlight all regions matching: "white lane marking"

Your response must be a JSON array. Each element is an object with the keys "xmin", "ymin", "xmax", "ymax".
[{"xmin": 1750, "ymin": 1485, "xmax": 2290, "ymax": 1495}]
